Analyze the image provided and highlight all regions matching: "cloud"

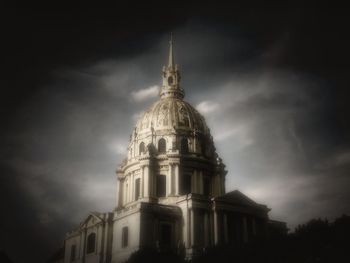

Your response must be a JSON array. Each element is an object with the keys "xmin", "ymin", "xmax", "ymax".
[
  {"xmin": 107, "ymin": 139, "xmax": 128, "ymax": 155},
  {"xmin": 214, "ymin": 125, "xmax": 254, "ymax": 148},
  {"xmin": 2, "ymin": 20, "xmax": 350, "ymax": 263},
  {"xmin": 131, "ymin": 85, "xmax": 159, "ymax": 101},
  {"xmin": 196, "ymin": 100, "xmax": 219, "ymax": 114},
  {"xmin": 334, "ymin": 151, "xmax": 350, "ymax": 166},
  {"xmin": 132, "ymin": 111, "xmax": 144, "ymax": 121}
]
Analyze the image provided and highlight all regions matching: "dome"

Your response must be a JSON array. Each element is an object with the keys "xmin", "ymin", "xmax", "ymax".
[
  {"xmin": 135, "ymin": 97, "xmax": 210, "ymax": 136},
  {"xmin": 116, "ymin": 35, "xmax": 227, "ymax": 211},
  {"xmin": 123, "ymin": 37, "xmax": 219, "ymax": 161}
]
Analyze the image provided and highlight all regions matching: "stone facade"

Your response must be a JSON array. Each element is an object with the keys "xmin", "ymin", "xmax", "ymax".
[
  {"xmin": 62, "ymin": 37, "xmax": 277, "ymax": 263},
  {"xmin": 64, "ymin": 213, "xmax": 114, "ymax": 263}
]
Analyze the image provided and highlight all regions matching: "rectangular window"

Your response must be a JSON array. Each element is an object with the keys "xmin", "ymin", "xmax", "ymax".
[{"xmin": 122, "ymin": 227, "xmax": 129, "ymax": 248}]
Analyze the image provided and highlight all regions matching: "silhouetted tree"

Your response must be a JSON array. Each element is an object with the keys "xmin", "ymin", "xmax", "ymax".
[{"xmin": 192, "ymin": 214, "xmax": 350, "ymax": 263}]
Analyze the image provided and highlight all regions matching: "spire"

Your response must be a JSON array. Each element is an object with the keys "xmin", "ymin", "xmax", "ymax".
[
  {"xmin": 168, "ymin": 33, "xmax": 174, "ymax": 68},
  {"xmin": 160, "ymin": 33, "xmax": 184, "ymax": 99}
]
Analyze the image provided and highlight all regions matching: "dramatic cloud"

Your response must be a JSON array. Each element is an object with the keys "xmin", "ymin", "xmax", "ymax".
[
  {"xmin": 131, "ymin": 85, "xmax": 159, "ymax": 101},
  {"xmin": 196, "ymin": 100, "xmax": 219, "ymax": 114},
  {"xmin": 1, "ymin": 19, "xmax": 349, "ymax": 263}
]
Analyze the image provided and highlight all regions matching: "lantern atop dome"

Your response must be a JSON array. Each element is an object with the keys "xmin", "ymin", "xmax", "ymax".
[{"xmin": 160, "ymin": 33, "xmax": 185, "ymax": 99}]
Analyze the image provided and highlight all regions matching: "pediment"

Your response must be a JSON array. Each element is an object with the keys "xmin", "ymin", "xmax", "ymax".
[
  {"xmin": 215, "ymin": 190, "xmax": 267, "ymax": 209},
  {"xmin": 80, "ymin": 212, "xmax": 104, "ymax": 228}
]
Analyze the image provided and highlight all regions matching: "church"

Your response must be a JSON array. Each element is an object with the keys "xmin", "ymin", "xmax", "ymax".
[{"xmin": 60, "ymin": 37, "xmax": 286, "ymax": 263}]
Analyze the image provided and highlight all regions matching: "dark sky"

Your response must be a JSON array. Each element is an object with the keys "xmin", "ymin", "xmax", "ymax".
[{"xmin": 1, "ymin": 3, "xmax": 350, "ymax": 263}]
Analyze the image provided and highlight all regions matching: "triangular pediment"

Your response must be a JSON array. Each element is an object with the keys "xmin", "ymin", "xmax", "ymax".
[
  {"xmin": 80, "ymin": 212, "xmax": 104, "ymax": 228},
  {"xmin": 215, "ymin": 190, "xmax": 267, "ymax": 209}
]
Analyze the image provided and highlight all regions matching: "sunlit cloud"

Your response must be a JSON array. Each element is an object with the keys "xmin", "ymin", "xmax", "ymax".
[
  {"xmin": 132, "ymin": 111, "xmax": 144, "ymax": 121},
  {"xmin": 196, "ymin": 100, "xmax": 219, "ymax": 114},
  {"xmin": 107, "ymin": 139, "xmax": 128, "ymax": 155},
  {"xmin": 131, "ymin": 85, "xmax": 159, "ymax": 101},
  {"xmin": 2, "ymin": 22, "xmax": 349, "ymax": 260},
  {"xmin": 213, "ymin": 125, "xmax": 253, "ymax": 148}
]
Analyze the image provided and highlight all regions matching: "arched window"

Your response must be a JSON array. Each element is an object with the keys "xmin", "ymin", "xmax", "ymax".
[
  {"xmin": 86, "ymin": 233, "xmax": 96, "ymax": 254},
  {"xmin": 122, "ymin": 227, "xmax": 129, "ymax": 248},
  {"xmin": 156, "ymin": 174, "xmax": 166, "ymax": 197},
  {"xmin": 158, "ymin": 138, "xmax": 166, "ymax": 153},
  {"xmin": 139, "ymin": 142, "xmax": 145, "ymax": 155},
  {"xmin": 181, "ymin": 138, "xmax": 189, "ymax": 153},
  {"xmin": 135, "ymin": 178, "xmax": 141, "ymax": 200}
]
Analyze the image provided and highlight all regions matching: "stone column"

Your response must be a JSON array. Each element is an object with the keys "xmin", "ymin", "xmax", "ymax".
[
  {"xmin": 141, "ymin": 166, "xmax": 144, "ymax": 198},
  {"xmin": 143, "ymin": 166, "xmax": 149, "ymax": 197},
  {"xmin": 167, "ymin": 165, "xmax": 171, "ymax": 196},
  {"xmin": 172, "ymin": 164, "xmax": 176, "ymax": 195},
  {"xmin": 209, "ymin": 211, "xmax": 214, "ymax": 246},
  {"xmin": 130, "ymin": 172, "xmax": 134, "ymax": 201},
  {"xmin": 190, "ymin": 208, "xmax": 195, "ymax": 247},
  {"xmin": 175, "ymin": 164, "xmax": 179, "ymax": 195},
  {"xmin": 124, "ymin": 180, "xmax": 128, "ymax": 204},
  {"xmin": 127, "ymin": 174, "xmax": 130, "ymax": 203},
  {"xmin": 117, "ymin": 179, "xmax": 124, "ymax": 207},
  {"xmin": 213, "ymin": 209, "xmax": 219, "ymax": 245},
  {"xmin": 184, "ymin": 206, "xmax": 189, "ymax": 248}
]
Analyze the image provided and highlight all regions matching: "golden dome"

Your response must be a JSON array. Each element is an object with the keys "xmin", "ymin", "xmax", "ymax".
[
  {"xmin": 124, "ymin": 35, "xmax": 218, "ymax": 161},
  {"xmin": 135, "ymin": 97, "xmax": 210, "ymax": 136}
]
